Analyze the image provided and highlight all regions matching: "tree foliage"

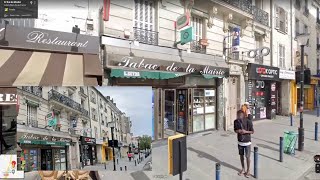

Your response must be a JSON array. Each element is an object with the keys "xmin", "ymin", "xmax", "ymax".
[{"xmin": 138, "ymin": 135, "xmax": 152, "ymax": 150}]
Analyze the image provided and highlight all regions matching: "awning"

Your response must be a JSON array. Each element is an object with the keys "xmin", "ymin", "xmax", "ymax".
[
  {"xmin": 0, "ymin": 48, "xmax": 103, "ymax": 86},
  {"xmin": 19, "ymin": 139, "xmax": 70, "ymax": 146},
  {"xmin": 110, "ymin": 68, "xmax": 189, "ymax": 80}
]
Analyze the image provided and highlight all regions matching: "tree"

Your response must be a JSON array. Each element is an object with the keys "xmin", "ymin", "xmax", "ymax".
[{"xmin": 138, "ymin": 135, "xmax": 152, "ymax": 150}]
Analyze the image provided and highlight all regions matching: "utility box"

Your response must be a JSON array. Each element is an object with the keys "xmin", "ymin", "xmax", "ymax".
[{"xmin": 168, "ymin": 134, "xmax": 187, "ymax": 176}]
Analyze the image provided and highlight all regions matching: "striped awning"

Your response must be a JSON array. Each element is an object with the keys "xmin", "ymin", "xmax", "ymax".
[{"xmin": 0, "ymin": 48, "xmax": 103, "ymax": 86}]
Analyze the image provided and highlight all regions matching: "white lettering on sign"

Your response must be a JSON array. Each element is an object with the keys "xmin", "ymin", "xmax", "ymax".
[
  {"xmin": 20, "ymin": 133, "xmax": 71, "ymax": 143},
  {"xmin": 200, "ymin": 66, "xmax": 225, "ymax": 76},
  {"xmin": 124, "ymin": 71, "xmax": 140, "ymax": 77},
  {"xmin": 0, "ymin": 93, "xmax": 17, "ymax": 103},
  {"xmin": 21, "ymin": 133, "xmax": 40, "ymax": 140},
  {"xmin": 26, "ymin": 31, "xmax": 89, "ymax": 48},
  {"xmin": 119, "ymin": 56, "xmax": 159, "ymax": 70}
]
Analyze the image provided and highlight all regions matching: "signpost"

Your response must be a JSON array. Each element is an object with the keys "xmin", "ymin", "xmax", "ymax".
[{"xmin": 168, "ymin": 134, "xmax": 187, "ymax": 180}]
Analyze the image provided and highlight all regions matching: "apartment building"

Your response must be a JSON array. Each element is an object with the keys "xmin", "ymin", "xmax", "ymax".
[{"xmin": 16, "ymin": 86, "xmax": 131, "ymax": 171}]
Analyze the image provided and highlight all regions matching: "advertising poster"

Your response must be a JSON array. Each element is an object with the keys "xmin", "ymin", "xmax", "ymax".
[{"xmin": 232, "ymin": 27, "xmax": 240, "ymax": 52}]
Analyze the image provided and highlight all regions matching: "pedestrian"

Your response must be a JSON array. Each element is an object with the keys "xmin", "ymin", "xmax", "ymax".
[
  {"xmin": 242, "ymin": 102, "xmax": 252, "ymax": 120},
  {"xmin": 234, "ymin": 110, "xmax": 254, "ymax": 178}
]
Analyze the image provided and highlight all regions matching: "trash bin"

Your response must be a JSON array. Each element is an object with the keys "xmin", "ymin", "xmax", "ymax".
[{"xmin": 283, "ymin": 131, "xmax": 298, "ymax": 155}]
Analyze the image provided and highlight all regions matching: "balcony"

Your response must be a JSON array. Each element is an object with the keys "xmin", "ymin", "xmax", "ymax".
[
  {"xmin": 190, "ymin": 40, "xmax": 206, "ymax": 54},
  {"xmin": 221, "ymin": 0, "xmax": 252, "ymax": 14},
  {"xmin": 48, "ymin": 89, "xmax": 89, "ymax": 117},
  {"xmin": 252, "ymin": 6, "xmax": 269, "ymax": 26},
  {"xmin": 133, "ymin": 27, "xmax": 158, "ymax": 46},
  {"xmin": 22, "ymin": 86, "xmax": 42, "ymax": 98}
]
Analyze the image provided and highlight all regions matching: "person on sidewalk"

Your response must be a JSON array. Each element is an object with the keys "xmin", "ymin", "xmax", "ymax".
[
  {"xmin": 234, "ymin": 110, "xmax": 254, "ymax": 178},
  {"xmin": 241, "ymin": 102, "xmax": 252, "ymax": 120}
]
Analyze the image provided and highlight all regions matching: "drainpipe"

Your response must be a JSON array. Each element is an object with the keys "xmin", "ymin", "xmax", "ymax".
[{"xmin": 270, "ymin": 0, "xmax": 274, "ymax": 66}]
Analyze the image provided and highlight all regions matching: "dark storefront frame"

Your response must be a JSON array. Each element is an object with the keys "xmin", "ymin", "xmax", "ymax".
[
  {"xmin": 79, "ymin": 136, "xmax": 97, "ymax": 167},
  {"xmin": 247, "ymin": 63, "xmax": 280, "ymax": 120}
]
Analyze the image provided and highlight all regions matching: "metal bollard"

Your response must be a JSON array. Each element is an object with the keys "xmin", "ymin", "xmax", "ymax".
[
  {"xmin": 215, "ymin": 163, "xmax": 220, "ymax": 180},
  {"xmin": 254, "ymin": 147, "xmax": 258, "ymax": 179},
  {"xmin": 315, "ymin": 122, "xmax": 318, "ymax": 141},
  {"xmin": 135, "ymin": 160, "xmax": 137, "ymax": 166},
  {"xmin": 104, "ymin": 162, "xmax": 106, "ymax": 170},
  {"xmin": 290, "ymin": 114, "xmax": 293, "ymax": 126},
  {"xmin": 280, "ymin": 137, "xmax": 284, "ymax": 162},
  {"xmin": 125, "ymin": 166, "xmax": 127, "ymax": 171},
  {"xmin": 317, "ymin": 107, "xmax": 320, "ymax": 117},
  {"xmin": 120, "ymin": 167, "xmax": 122, "ymax": 171},
  {"xmin": 117, "ymin": 159, "xmax": 119, "ymax": 164}
]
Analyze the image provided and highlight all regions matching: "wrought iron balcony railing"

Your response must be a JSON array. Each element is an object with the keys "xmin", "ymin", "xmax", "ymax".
[
  {"xmin": 252, "ymin": 6, "xmax": 269, "ymax": 26},
  {"xmin": 48, "ymin": 89, "xmax": 89, "ymax": 117},
  {"xmin": 133, "ymin": 27, "xmax": 158, "ymax": 46},
  {"xmin": 22, "ymin": 86, "xmax": 43, "ymax": 98},
  {"xmin": 303, "ymin": 7, "xmax": 309, "ymax": 17},
  {"xmin": 27, "ymin": 118, "xmax": 38, "ymax": 128},
  {"xmin": 221, "ymin": 0, "xmax": 252, "ymax": 14},
  {"xmin": 190, "ymin": 40, "xmax": 206, "ymax": 54}
]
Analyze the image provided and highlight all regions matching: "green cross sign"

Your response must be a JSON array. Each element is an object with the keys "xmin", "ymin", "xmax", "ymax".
[{"xmin": 180, "ymin": 27, "xmax": 194, "ymax": 45}]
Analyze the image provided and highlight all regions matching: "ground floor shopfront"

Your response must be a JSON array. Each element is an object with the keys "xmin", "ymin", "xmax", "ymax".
[
  {"xmin": 246, "ymin": 63, "xmax": 280, "ymax": 120},
  {"xmin": 79, "ymin": 136, "xmax": 97, "ymax": 167},
  {"xmin": 16, "ymin": 131, "xmax": 71, "ymax": 172}
]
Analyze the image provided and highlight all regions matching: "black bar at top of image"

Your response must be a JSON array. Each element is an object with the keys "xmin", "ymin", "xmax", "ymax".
[{"xmin": 1, "ymin": 0, "xmax": 38, "ymax": 19}]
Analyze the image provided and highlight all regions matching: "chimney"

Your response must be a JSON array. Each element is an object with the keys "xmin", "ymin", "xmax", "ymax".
[
  {"xmin": 114, "ymin": 103, "xmax": 116, "ymax": 106},
  {"xmin": 106, "ymin": 96, "xmax": 110, "ymax": 100}
]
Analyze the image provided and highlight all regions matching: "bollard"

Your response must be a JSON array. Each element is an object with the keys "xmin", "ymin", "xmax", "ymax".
[
  {"xmin": 125, "ymin": 166, "xmax": 127, "ymax": 171},
  {"xmin": 117, "ymin": 159, "xmax": 119, "ymax": 165},
  {"xmin": 317, "ymin": 107, "xmax": 320, "ymax": 117},
  {"xmin": 280, "ymin": 137, "xmax": 284, "ymax": 162},
  {"xmin": 290, "ymin": 114, "xmax": 293, "ymax": 126},
  {"xmin": 254, "ymin": 147, "xmax": 258, "ymax": 179},
  {"xmin": 315, "ymin": 122, "xmax": 318, "ymax": 141},
  {"xmin": 120, "ymin": 167, "xmax": 122, "ymax": 171},
  {"xmin": 215, "ymin": 163, "xmax": 220, "ymax": 180},
  {"xmin": 135, "ymin": 160, "xmax": 137, "ymax": 166},
  {"xmin": 104, "ymin": 162, "xmax": 106, "ymax": 170}
]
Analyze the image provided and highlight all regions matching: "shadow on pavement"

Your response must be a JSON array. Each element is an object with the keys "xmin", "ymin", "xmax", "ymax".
[
  {"xmin": 256, "ymin": 143, "xmax": 279, "ymax": 152},
  {"xmin": 130, "ymin": 171, "xmax": 150, "ymax": 180},
  {"xmin": 188, "ymin": 147, "xmax": 242, "ymax": 173},
  {"xmin": 258, "ymin": 152, "xmax": 279, "ymax": 162},
  {"xmin": 252, "ymin": 137, "xmax": 279, "ymax": 146}
]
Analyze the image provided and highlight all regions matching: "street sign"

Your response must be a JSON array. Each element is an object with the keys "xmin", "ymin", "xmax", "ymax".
[
  {"xmin": 168, "ymin": 134, "xmax": 187, "ymax": 176},
  {"xmin": 180, "ymin": 27, "xmax": 194, "ymax": 45},
  {"xmin": 176, "ymin": 13, "xmax": 190, "ymax": 30}
]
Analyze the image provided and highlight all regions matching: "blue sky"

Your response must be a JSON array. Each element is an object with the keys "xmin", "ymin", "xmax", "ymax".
[{"xmin": 96, "ymin": 86, "xmax": 152, "ymax": 137}]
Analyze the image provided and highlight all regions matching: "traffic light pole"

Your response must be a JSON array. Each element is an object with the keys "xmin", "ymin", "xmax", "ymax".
[
  {"xmin": 298, "ymin": 44, "xmax": 305, "ymax": 151},
  {"xmin": 111, "ymin": 127, "xmax": 116, "ymax": 171}
]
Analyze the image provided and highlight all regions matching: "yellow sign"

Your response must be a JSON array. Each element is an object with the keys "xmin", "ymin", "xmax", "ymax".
[{"xmin": 168, "ymin": 134, "xmax": 186, "ymax": 175}]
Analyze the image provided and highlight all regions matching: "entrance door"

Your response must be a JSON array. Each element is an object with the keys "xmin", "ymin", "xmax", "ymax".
[
  {"xmin": 227, "ymin": 76, "xmax": 240, "ymax": 128},
  {"xmin": 41, "ymin": 149, "xmax": 53, "ymax": 170},
  {"xmin": 162, "ymin": 90, "xmax": 176, "ymax": 138},
  {"xmin": 176, "ymin": 89, "xmax": 188, "ymax": 134}
]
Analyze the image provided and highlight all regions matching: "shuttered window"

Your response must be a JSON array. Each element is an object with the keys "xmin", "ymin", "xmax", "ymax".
[
  {"xmin": 279, "ymin": 44, "xmax": 285, "ymax": 68},
  {"xmin": 275, "ymin": 5, "xmax": 288, "ymax": 34},
  {"xmin": 27, "ymin": 104, "xmax": 38, "ymax": 127},
  {"xmin": 134, "ymin": 0, "xmax": 155, "ymax": 31}
]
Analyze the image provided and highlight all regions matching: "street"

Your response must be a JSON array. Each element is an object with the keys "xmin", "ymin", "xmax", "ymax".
[{"xmin": 98, "ymin": 113, "xmax": 320, "ymax": 180}]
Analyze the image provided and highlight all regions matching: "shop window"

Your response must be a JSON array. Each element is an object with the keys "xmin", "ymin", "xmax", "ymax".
[
  {"xmin": 19, "ymin": 149, "xmax": 38, "ymax": 172},
  {"xmin": 27, "ymin": 104, "xmax": 38, "ymax": 128},
  {"xmin": 278, "ymin": 44, "xmax": 285, "ymax": 68},
  {"xmin": 53, "ymin": 149, "xmax": 66, "ymax": 170}
]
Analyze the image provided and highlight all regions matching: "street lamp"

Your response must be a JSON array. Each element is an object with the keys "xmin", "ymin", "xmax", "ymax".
[
  {"xmin": 108, "ymin": 121, "xmax": 116, "ymax": 171},
  {"xmin": 296, "ymin": 33, "xmax": 310, "ymax": 152}
]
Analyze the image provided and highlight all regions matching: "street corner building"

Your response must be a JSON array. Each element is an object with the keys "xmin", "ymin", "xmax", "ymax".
[
  {"xmin": 0, "ymin": 22, "xmax": 103, "ymax": 86},
  {"xmin": 15, "ymin": 87, "xmax": 133, "ymax": 172}
]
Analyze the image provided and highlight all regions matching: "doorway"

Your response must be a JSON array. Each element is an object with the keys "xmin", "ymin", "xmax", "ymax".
[
  {"xmin": 163, "ymin": 90, "xmax": 176, "ymax": 138},
  {"xmin": 41, "ymin": 149, "xmax": 53, "ymax": 170},
  {"xmin": 227, "ymin": 76, "xmax": 240, "ymax": 128}
]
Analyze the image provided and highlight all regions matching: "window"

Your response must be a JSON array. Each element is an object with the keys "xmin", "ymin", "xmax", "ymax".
[
  {"xmin": 133, "ymin": 0, "xmax": 157, "ymax": 45},
  {"xmin": 1, "ymin": 18, "xmax": 35, "ymax": 28},
  {"xmin": 275, "ymin": 5, "xmax": 288, "ymax": 33},
  {"xmin": 27, "ymin": 104, "xmax": 37, "ymax": 127},
  {"xmin": 190, "ymin": 15, "xmax": 206, "ymax": 53},
  {"xmin": 91, "ymin": 91, "xmax": 96, "ymax": 103},
  {"xmin": 295, "ymin": 0, "xmax": 301, "ymax": 9},
  {"xmin": 255, "ymin": 34, "xmax": 263, "ymax": 64},
  {"xmin": 91, "ymin": 108, "xmax": 97, "ymax": 121},
  {"xmin": 94, "ymin": 127, "xmax": 98, "ymax": 139},
  {"xmin": 279, "ymin": 44, "xmax": 285, "ymax": 68},
  {"xmin": 54, "ymin": 149, "xmax": 66, "ymax": 170},
  {"xmin": 295, "ymin": 18, "xmax": 300, "ymax": 36}
]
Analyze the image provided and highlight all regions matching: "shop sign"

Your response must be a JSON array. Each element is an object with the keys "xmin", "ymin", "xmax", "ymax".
[
  {"xmin": 0, "ymin": 23, "xmax": 99, "ymax": 54},
  {"xmin": 180, "ymin": 26, "xmax": 194, "ymax": 45},
  {"xmin": 18, "ymin": 133, "xmax": 71, "ymax": 146},
  {"xmin": 248, "ymin": 63, "xmax": 279, "ymax": 81},
  {"xmin": 279, "ymin": 70, "xmax": 295, "ymax": 80},
  {"xmin": 110, "ymin": 55, "xmax": 229, "ymax": 77},
  {"xmin": 232, "ymin": 27, "xmax": 240, "ymax": 52},
  {"xmin": 81, "ymin": 136, "xmax": 96, "ymax": 145},
  {"xmin": 176, "ymin": 13, "xmax": 190, "ymax": 30},
  {"xmin": 0, "ymin": 93, "xmax": 17, "ymax": 105}
]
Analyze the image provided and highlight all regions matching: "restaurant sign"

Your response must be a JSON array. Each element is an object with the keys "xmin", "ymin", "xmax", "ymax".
[
  {"xmin": 0, "ymin": 23, "xmax": 99, "ymax": 54},
  {"xmin": 108, "ymin": 54, "xmax": 229, "ymax": 77},
  {"xmin": 0, "ymin": 87, "xmax": 17, "ymax": 105},
  {"xmin": 18, "ymin": 133, "xmax": 71, "ymax": 146}
]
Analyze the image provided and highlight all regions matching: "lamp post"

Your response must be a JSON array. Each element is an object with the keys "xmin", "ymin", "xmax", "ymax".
[
  {"xmin": 108, "ymin": 121, "xmax": 116, "ymax": 171},
  {"xmin": 138, "ymin": 137, "xmax": 140, "ymax": 160},
  {"xmin": 296, "ymin": 34, "xmax": 309, "ymax": 152}
]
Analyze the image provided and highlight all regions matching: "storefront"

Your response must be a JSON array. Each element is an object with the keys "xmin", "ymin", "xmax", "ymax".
[
  {"xmin": 0, "ymin": 23, "xmax": 103, "ymax": 86},
  {"xmin": 17, "ymin": 132, "xmax": 71, "ymax": 172},
  {"xmin": 79, "ymin": 136, "xmax": 97, "ymax": 166},
  {"xmin": 246, "ymin": 63, "xmax": 280, "ymax": 120},
  {"xmin": 102, "ymin": 36, "xmax": 229, "ymax": 140},
  {"xmin": 0, "ymin": 87, "xmax": 17, "ymax": 154},
  {"xmin": 279, "ymin": 69, "xmax": 296, "ymax": 116}
]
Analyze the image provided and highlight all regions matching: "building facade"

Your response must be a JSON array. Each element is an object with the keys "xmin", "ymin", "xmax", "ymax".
[{"xmin": 16, "ymin": 86, "xmax": 131, "ymax": 171}]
